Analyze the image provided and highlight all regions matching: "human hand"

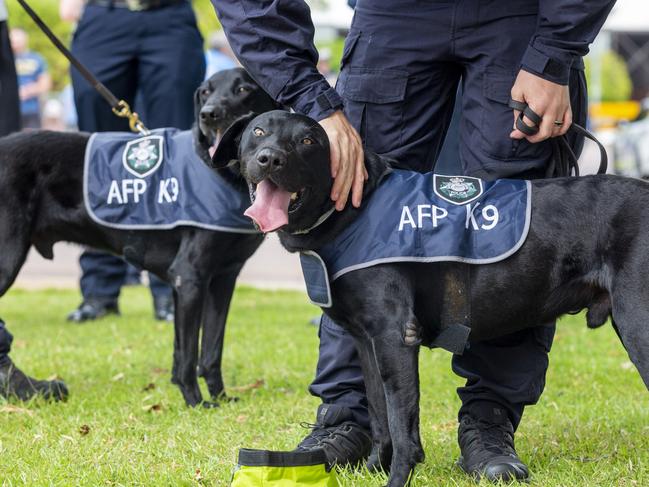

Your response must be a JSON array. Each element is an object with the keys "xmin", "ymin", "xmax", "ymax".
[
  {"xmin": 319, "ymin": 110, "xmax": 368, "ymax": 211},
  {"xmin": 510, "ymin": 70, "xmax": 571, "ymax": 143},
  {"xmin": 59, "ymin": 0, "xmax": 84, "ymax": 22}
]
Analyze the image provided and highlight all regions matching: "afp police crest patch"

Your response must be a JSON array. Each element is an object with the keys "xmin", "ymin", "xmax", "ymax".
[
  {"xmin": 122, "ymin": 135, "xmax": 164, "ymax": 178},
  {"xmin": 433, "ymin": 174, "xmax": 483, "ymax": 205}
]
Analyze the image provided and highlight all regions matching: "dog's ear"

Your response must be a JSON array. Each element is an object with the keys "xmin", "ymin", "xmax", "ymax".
[
  {"xmin": 193, "ymin": 86, "xmax": 204, "ymax": 126},
  {"xmin": 362, "ymin": 151, "xmax": 393, "ymax": 197},
  {"xmin": 193, "ymin": 88, "xmax": 212, "ymax": 164},
  {"xmin": 211, "ymin": 112, "xmax": 256, "ymax": 169}
]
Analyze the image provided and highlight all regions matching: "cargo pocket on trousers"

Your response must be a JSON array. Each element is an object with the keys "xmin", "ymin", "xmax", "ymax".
[
  {"xmin": 481, "ymin": 68, "xmax": 522, "ymax": 161},
  {"xmin": 338, "ymin": 68, "xmax": 408, "ymax": 154}
]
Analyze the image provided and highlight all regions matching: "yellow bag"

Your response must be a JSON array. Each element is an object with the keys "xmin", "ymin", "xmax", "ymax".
[{"xmin": 231, "ymin": 449, "xmax": 338, "ymax": 486}]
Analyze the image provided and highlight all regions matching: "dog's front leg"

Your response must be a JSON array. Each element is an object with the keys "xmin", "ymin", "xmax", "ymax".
[
  {"xmin": 354, "ymin": 336, "xmax": 393, "ymax": 473},
  {"xmin": 198, "ymin": 270, "xmax": 239, "ymax": 403},
  {"xmin": 372, "ymin": 330, "xmax": 424, "ymax": 487},
  {"xmin": 169, "ymin": 273, "xmax": 205, "ymax": 407},
  {"xmin": 611, "ymin": 300, "xmax": 649, "ymax": 390}
]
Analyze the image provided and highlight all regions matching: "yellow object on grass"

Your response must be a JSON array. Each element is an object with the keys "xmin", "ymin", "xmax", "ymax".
[{"xmin": 231, "ymin": 449, "xmax": 338, "ymax": 486}]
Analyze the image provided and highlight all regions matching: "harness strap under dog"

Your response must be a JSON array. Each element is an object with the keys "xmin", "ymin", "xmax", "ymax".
[{"xmin": 434, "ymin": 265, "xmax": 472, "ymax": 354}]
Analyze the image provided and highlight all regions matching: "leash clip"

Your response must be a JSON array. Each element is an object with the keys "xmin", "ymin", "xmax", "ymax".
[{"xmin": 112, "ymin": 99, "xmax": 150, "ymax": 135}]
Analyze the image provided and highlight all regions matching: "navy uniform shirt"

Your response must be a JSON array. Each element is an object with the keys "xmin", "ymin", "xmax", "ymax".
[{"xmin": 212, "ymin": 0, "xmax": 616, "ymax": 121}]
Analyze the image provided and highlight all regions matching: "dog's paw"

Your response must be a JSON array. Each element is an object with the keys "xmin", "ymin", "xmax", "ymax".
[
  {"xmin": 201, "ymin": 400, "xmax": 221, "ymax": 409},
  {"xmin": 202, "ymin": 394, "xmax": 239, "ymax": 409},
  {"xmin": 217, "ymin": 394, "xmax": 239, "ymax": 403},
  {"xmin": 367, "ymin": 444, "xmax": 392, "ymax": 474}
]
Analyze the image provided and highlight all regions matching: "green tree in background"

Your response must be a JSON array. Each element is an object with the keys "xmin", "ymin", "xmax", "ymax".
[
  {"xmin": 585, "ymin": 50, "xmax": 633, "ymax": 103},
  {"xmin": 317, "ymin": 37, "xmax": 344, "ymax": 73},
  {"xmin": 193, "ymin": 0, "xmax": 222, "ymax": 43},
  {"xmin": 6, "ymin": 0, "xmax": 221, "ymax": 92}
]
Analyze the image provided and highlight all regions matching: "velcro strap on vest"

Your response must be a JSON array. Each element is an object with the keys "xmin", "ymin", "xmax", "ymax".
[
  {"xmin": 436, "ymin": 264, "xmax": 471, "ymax": 354},
  {"xmin": 431, "ymin": 323, "xmax": 471, "ymax": 355}
]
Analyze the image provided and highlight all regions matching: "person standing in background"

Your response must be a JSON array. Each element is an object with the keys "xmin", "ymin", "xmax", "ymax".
[
  {"xmin": 9, "ymin": 28, "xmax": 51, "ymax": 130},
  {"xmin": 0, "ymin": 0, "xmax": 21, "ymax": 136},
  {"xmin": 60, "ymin": 0, "xmax": 205, "ymax": 323}
]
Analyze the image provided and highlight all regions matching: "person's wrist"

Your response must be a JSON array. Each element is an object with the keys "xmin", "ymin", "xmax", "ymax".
[{"xmin": 319, "ymin": 110, "xmax": 344, "ymax": 123}]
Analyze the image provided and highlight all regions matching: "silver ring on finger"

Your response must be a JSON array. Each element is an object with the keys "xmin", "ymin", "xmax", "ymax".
[{"xmin": 553, "ymin": 120, "xmax": 564, "ymax": 127}]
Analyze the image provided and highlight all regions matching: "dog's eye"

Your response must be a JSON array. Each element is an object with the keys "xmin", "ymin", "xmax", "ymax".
[
  {"xmin": 301, "ymin": 137, "xmax": 314, "ymax": 145},
  {"xmin": 201, "ymin": 89, "xmax": 211, "ymax": 96},
  {"xmin": 238, "ymin": 86, "xmax": 250, "ymax": 93},
  {"xmin": 253, "ymin": 127, "xmax": 265, "ymax": 136}
]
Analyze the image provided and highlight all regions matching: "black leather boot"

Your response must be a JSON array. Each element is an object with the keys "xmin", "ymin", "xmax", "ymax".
[
  {"xmin": 458, "ymin": 405, "xmax": 529, "ymax": 482},
  {"xmin": 153, "ymin": 295, "xmax": 174, "ymax": 322},
  {"xmin": 67, "ymin": 298, "xmax": 119, "ymax": 323},
  {"xmin": 0, "ymin": 357, "xmax": 68, "ymax": 401},
  {"xmin": 295, "ymin": 404, "xmax": 372, "ymax": 467}
]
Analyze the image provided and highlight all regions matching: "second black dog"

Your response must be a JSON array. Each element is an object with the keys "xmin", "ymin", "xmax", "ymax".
[{"xmin": 0, "ymin": 68, "xmax": 279, "ymax": 406}]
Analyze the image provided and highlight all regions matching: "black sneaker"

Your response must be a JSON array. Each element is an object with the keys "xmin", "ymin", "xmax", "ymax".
[
  {"xmin": 295, "ymin": 404, "xmax": 372, "ymax": 467},
  {"xmin": 0, "ymin": 357, "xmax": 68, "ymax": 401},
  {"xmin": 67, "ymin": 298, "xmax": 119, "ymax": 323},
  {"xmin": 458, "ymin": 407, "xmax": 529, "ymax": 482},
  {"xmin": 153, "ymin": 295, "xmax": 174, "ymax": 322}
]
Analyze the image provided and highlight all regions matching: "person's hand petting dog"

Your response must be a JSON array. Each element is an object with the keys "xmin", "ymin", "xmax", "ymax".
[
  {"xmin": 319, "ymin": 110, "xmax": 368, "ymax": 211},
  {"xmin": 510, "ymin": 69, "xmax": 572, "ymax": 143}
]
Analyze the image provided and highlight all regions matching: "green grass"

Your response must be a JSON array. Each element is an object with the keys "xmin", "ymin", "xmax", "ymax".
[{"xmin": 0, "ymin": 286, "xmax": 647, "ymax": 486}]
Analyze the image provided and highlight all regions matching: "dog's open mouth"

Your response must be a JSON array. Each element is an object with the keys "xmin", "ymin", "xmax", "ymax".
[
  {"xmin": 207, "ymin": 132, "xmax": 221, "ymax": 158},
  {"xmin": 244, "ymin": 179, "xmax": 305, "ymax": 233}
]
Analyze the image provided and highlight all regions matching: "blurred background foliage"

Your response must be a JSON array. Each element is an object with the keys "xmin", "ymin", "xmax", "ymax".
[{"xmin": 585, "ymin": 50, "xmax": 633, "ymax": 102}]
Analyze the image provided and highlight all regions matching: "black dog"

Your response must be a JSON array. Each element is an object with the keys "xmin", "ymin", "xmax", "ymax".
[
  {"xmin": 213, "ymin": 110, "xmax": 649, "ymax": 486},
  {"xmin": 0, "ymin": 68, "xmax": 279, "ymax": 407}
]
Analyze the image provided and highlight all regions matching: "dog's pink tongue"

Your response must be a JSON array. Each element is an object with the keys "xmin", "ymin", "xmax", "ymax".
[
  {"xmin": 244, "ymin": 180, "xmax": 291, "ymax": 233},
  {"xmin": 208, "ymin": 134, "xmax": 221, "ymax": 158}
]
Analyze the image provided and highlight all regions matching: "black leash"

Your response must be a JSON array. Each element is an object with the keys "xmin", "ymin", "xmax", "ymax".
[
  {"xmin": 508, "ymin": 99, "xmax": 607, "ymax": 177},
  {"xmin": 16, "ymin": 0, "xmax": 149, "ymax": 135}
]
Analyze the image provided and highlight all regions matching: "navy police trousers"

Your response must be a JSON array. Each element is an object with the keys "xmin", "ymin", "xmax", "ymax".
[
  {"xmin": 70, "ymin": 2, "xmax": 205, "ymax": 301},
  {"xmin": 310, "ymin": 0, "xmax": 587, "ymax": 429}
]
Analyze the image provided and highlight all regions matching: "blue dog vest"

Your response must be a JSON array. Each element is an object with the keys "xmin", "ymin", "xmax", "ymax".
[
  {"xmin": 300, "ymin": 170, "xmax": 531, "ymax": 308},
  {"xmin": 84, "ymin": 128, "xmax": 257, "ymax": 233}
]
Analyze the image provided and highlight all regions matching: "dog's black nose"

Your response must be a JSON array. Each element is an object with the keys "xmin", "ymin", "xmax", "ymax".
[
  {"xmin": 200, "ymin": 105, "xmax": 221, "ymax": 122},
  {"xmin": 256, "ymin": 148, "xmax": 286, "ymax": 171}
]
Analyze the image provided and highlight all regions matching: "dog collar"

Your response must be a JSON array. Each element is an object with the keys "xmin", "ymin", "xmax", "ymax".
[
  {"xmin": 290, "ymin": 166, "xmax": 393, "ymax": 236},
  {"xmin": 291, "ymin": 206, "xmax": 336, "ymax": 235}
]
